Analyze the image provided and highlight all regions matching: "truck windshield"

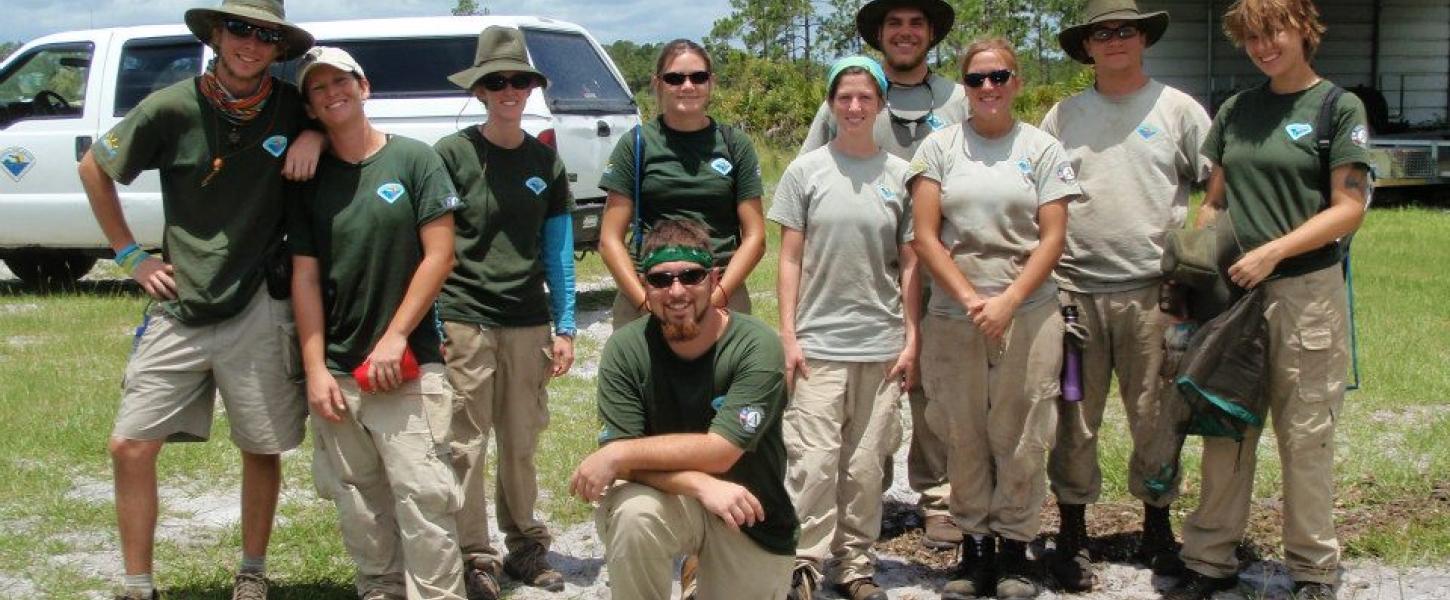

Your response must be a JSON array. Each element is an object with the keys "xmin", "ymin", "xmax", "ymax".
[
  {"xmin": 0, "ymin": 43, "xmax": 92, "ymax": 123},
  {"xmin": 521, "ymin": 29, "xmax": 634, "ymax": 115}
]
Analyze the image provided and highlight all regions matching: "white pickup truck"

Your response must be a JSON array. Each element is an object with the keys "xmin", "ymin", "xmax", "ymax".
[{"xmin": 0, "ymin": 15, "xmax": 640, "ymax": 287}]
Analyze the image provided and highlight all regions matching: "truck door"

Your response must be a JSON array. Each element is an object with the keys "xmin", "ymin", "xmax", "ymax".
[{"xmin": 0, "ymin": 38, "xmax": 102, "ymax": 249}]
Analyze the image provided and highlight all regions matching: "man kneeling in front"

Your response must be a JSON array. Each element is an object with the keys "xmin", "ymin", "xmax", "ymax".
[{"xmin": 570, "ymin": 218, "xmax": 799, "ymax": 599}]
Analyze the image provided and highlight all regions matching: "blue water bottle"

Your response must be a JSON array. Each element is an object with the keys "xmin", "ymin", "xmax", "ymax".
[{"xmin": 1061, "ymin": 305, "xmax": 1084, "ymax": 402}]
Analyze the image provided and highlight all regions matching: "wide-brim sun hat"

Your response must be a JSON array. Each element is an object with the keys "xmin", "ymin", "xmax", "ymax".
[
  {"xmin": 448, "ymin": 26, "xmax": 550, "ymax": 90},
  {"xmin": 1057, "ymin": 0, "xmax": 1169, "ymax": 64},
  {"xmin": 855, "ymin": 0, "xmax": 955, "ymax": 53},
  {"xmin": 185, "ymin": 0, "xmax": 314, "ymax": 61}
]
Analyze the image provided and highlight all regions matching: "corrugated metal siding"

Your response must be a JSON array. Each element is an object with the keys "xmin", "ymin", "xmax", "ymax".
[{"xmin": 1140, "ymin": 0, "xmax": 1448, "ymax": 124}]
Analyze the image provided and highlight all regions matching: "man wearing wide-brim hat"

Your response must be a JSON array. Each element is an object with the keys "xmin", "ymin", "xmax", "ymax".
[
  {"xmin": 77, "ymin": 1, "xmax": 319, "ymax": 599},
  {"xmin": 434, "ymin": 25, "xmax": 578, "ymax": 600},
  {"xmin": 1037, "ymin": 0, "xmax": 1211, "ymax": 592}
]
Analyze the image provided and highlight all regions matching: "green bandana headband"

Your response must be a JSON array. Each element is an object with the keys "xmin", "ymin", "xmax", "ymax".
[{"xmin": 639, "ymin": 245, "xmax": 714, "ymax": 272}]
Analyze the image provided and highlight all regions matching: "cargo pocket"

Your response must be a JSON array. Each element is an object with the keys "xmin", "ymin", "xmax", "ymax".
[
  {"xmin": 419, "ymin": 370, "xmax": 463, "ymax": 512},
  {"xmin": 270, "ymin": 299, "xmax": 302, "ymax": 383},
  {"xmin": 1296, "ymin": 326, "xmax": 1333, "ymax": 403}
]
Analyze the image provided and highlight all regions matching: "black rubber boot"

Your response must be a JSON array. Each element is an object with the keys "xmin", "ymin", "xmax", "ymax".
[
  {"xmin": 941, "ymin": 535, "xmax": 995, "ymax": 600},
  {"xmin": 1047, "ymin": 503, "xmax": 1094, "ymax": 591},
  {"xmin": 1138, "ymin": 503, "xmax": 1186, "ymax": 576},
  {"xmin": 995, "ymin": 537, "xmax": 1041, "ymax": 599}
]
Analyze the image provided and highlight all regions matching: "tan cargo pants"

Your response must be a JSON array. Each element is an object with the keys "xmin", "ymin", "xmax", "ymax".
[
  {"xmin": 310, "ymin": 364, "xmax": 467, "ymax": 600},
  {"xmin": 443, "ymin": 322, "xmax": 554, "ymax": 565},
  {"xmin": 596, "ymin": 482, "xmax": 793, "ymax": 600},
  {"xmin": 921, "ymin": 301, "xmax": 1064, "ymax": 542},
  {"xmin": 906, "ymin": 386, "xmax": 952, "ymax": 517},
  {"xmin": 1049, "ymin": 285, "xmax": 1180, "ymax": 507},
  {"xmin": 1180, "ymin": 265, "xmax": 1349, "ymax": 585},
  {"xmin": 785, "ymin": 359, "xmax": 904, "ymax": 585}
]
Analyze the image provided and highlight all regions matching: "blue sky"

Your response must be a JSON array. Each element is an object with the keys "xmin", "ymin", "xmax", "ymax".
[{"xmin": 1, "ymin": 0, "xmax": 732, "ymax": 45}]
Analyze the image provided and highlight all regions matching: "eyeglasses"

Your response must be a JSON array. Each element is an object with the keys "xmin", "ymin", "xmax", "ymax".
[
  {"xmin": 644, "ymin": 268, "xmax": 711, "ymax": 289},
  {"xmin": 660, "ymin": 71, "xmax": 711, "ymax": 86},
  {"xmin": 963, "ymin": 69, "xmax": 1013, "ymax": 88},
  {"xmin": 1090, "ymin": 24, "xmax": 1141, "ymax": 42},
  {"xmin": 222, "ymin": 18, "xmax": 284, "ymax": 45},
  {"xmin": 478, "ymin": 73, "xmax": 538, "ymax": 91}
]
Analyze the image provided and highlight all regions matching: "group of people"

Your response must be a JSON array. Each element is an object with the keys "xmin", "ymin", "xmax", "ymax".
[{"xmin": 78, "ymin": 0, "xmax": 1371, "ymax": 599}]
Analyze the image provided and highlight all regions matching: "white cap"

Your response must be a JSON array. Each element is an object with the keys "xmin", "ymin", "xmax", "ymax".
[{"xmin": 296, "ymin": 46, "xmax": 365, "ymax": 88}]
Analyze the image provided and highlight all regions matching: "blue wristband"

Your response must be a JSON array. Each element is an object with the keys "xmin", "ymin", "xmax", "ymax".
[{"xmin": 113, "ymin": 243, "xmax": 141, "ymax": 266}]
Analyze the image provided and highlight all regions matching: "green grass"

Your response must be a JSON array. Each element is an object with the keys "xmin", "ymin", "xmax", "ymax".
[{"xmin": 2, "ymin": 183, "xmax": 1449, "ymax": 596}]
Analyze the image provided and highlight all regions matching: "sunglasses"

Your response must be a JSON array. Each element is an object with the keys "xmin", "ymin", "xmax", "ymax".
[
  {"xmin": 644, "ymin": 268, "xmax": 711, "ymax": 289},
  {"xmin": 222, "ymin": 18, "xmax": 284, "ymax": 45},
  {"xmin": 660, "ymin": 71, "xmax": 711, "ymax": 86},
  {"xmin": 478, "ymin": 73, "xmax": 539, "ymax": 91},
  {"xmin": 1090, "ymin": 24, "xmax": 1141, "ymax": 42},
  {"xmin": 963, "ymin": 69, "xmax": 1013, "ymax": 88}
]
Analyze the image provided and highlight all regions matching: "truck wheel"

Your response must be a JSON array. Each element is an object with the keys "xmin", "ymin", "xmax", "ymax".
[{"xmin": 4, "ymin": 251, "xmax": 99, "ymax": 291}]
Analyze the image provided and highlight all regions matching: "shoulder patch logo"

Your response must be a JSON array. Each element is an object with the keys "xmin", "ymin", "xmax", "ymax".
[
  {"xmin": 908, "ymin": 158, "xmax": 927, "ymax": 174},
  {"xmin": 99, "ymin": 133, "xmax": 121, "ymax": 158},
  {"xmin": 925, "ymin": 113, "xmax": 946, "ymax": 131},
  {"xmin": 877, "ymin": 184, "xmax": 897, "ymax": 202},
  {"xmin": 444, "ymin": 196, "xmax": 462, "ymax": 209},
  {"xmin": 1, "ymin": 147, "xmax": 36, "ymax": 182},
  {"xmin": 261, "ymin": 135, "xmax": 289, "ymax": 158},
  {"xmin": 1057, "ymin": 164, "xmax": 1077, "ymax": 183},
  {"xmin": 598, "ymin": 426, "xmax": 611, "ymax": 443},
  {"xmin": 525, "ymin": 176, "xmax": 548, "ymax": 195},
  {"xmin": 1351, "ymin": 124, "xmax": 1370, "ymax": 147},
  {"xmin": 738, "ymin": 406, "xmax": 764, "ymax": 433},
  {"xmin": 710, "ymin": 157, "xmax": 733, "ymax": 177},
  {"xmin": 376, "ymin": 182, "xmax": 406, "ymax": 204},
  {"xmin": 602, "ymin": 162, "xmax": 614, "ymax": 176},
  {"xmin": 1016, "ymin": 158, "xmax": 1033, "ymax": 174},
  {"xmin": 711, "ymin": 396, "xmax": 726, "ymax": 411},
  {"xmin": 1136, "ymin": 124, "xmax": 1160, "ymax": 140},
  {"xmin": 1285, "ymin": 123, "xmax": 1314, "ymax": 141}
]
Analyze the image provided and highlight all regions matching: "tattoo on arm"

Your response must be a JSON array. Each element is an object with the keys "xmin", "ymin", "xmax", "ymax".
[{"xmin": 1344, "ymin": 167, "xmax": 1371, "ymax": 203}]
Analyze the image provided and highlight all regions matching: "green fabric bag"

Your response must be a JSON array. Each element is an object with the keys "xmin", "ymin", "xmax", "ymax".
[{"xmin": 1162, "ymin": 211, "xmax": 1240, "ymax": 321}]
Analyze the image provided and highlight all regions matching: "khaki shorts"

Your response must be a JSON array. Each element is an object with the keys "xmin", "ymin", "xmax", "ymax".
[{"xmin": 113, "ymin": 288, "xmax": 305, "ymax": 454}]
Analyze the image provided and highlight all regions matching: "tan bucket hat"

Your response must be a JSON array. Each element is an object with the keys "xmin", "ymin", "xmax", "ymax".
[
  {"xmin": 184, "ymin": 0, "xmax": 314, "ymax": 61},
  {"xmin": 855, "ymin": 0, "xmax": 955, "ymax": 53},
  {"xmin": 1057, "ymin": 0, "xmax": 1169, "ymax": 64},
  {"xmin": 448, "ymin": 26, "xmax": 549, "ymax": 90}
]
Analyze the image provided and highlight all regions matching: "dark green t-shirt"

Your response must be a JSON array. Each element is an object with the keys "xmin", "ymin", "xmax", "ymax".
[
  {"xmin": 94, "ymin": 77, "xmax": 307, "ymax": 325},
  {"xmin": 595, "ymin": 313, "xmax": 799, "ymax": 555},
  {"xmin": 598, "ymin": 117, "xmax": 763, "ymax": 265},
  {"xmin": 1203, "ymin": 81, "xmax": 1370, "ymax": 276},
  {"xmin": 287, "ymin": 136, "xmax": 460, "ymax": 374},
  {"xmin": 434, "ymin": 127, "xmax": 573, "ymax": 327}
]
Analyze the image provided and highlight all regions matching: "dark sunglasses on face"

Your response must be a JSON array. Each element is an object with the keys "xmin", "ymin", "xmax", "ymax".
[
  {"xmin": 479, "ymin": 73, "xmax": 538, "ymax": 91},
  {"xmin": 644, "ymin": 268, "xmax": 711, "ymax": 289},
  {"xmin": 963, "ymin": 69, "xmax": 1013, "ymax": 88},
  {"xmin": 660, "ymin": 71, "xmax": 711, "ymax": 86},
  {"xmin": 222, "ymin": 18, "xmax": 284, "ymax": 45},
  {"xmin": 1090, "ymin": 24, "xmax": 1141, "ymax": 42}
]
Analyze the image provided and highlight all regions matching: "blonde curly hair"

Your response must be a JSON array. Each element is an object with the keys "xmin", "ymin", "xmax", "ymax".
[{"xmin": 1222, "ymin": 0, "xmax": 1327, "ymax": 57}]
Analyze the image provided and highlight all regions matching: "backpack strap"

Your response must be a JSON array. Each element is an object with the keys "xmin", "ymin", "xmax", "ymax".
[
  {"xmin": 1315, "ymin": 85, "xmax": 1344, "ymax": 210},
  {"xmin": 631, "ymin": 124, "xmax": 644, "ymax": 256}
]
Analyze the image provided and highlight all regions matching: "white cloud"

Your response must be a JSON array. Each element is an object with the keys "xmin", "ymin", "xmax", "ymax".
[{"xmin": 1, "ymin": 0, "xmax": 731, "ymax": 46}]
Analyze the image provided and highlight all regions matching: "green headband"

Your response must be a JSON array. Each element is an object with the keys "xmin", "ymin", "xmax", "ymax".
[{"xmin": 639, "ymin": 245, "xmax": 714, "ymax": 272}]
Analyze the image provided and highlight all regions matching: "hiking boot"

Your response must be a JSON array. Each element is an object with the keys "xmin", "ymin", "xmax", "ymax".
[
  {"xmin": 463, "ymin": 557, "xmax": 502, "ymax": 600},
  {"xmin": 836, "ymin": 577, "xmax": 888, "ymax": 600},
  {"xmin": 1293, "ymin": 581, "xmax": 1337, "ymax": 600},
  {"xmin": 923, "ymin": 513, "xmax": 964, "ymax": 550},
  {"xmin": 230, "ymin": 572, "xmax": 267, "ymax": 600},
  {"xmin": 115, "ymin": 591, "xmax": 159, "ymax": 600},
  {"xmin": 995, "ymin": 537, "xmax": 1041, "ymax": 599},
  {"xmin": 1161, "ymin": 571, "xmax": 1237, "ymax": 600},
  {"xmin": 680, "ymin": 554, "xmax": 699, "ymax": 600},
  {"xmin": 504, "ymin": 544, "xmax": 565, "ymax": 592},
  {"xmin": 1047, "ymin": 503, "xmax": 1094, "ymax": 592},
  {"xmin": 1138, "ymin": 503, "xmax": 1186, "ymax": 576},
  {"xmin": 941, "ymin": 535, "xmax": 995, "ymax": 600},
  {"xmin": 360, "ymin": 591, "xmax": 399, "ymax": 600},
  {"xmin": 786, "ymin": 565, "xmax": 817, "ymax": 600}
]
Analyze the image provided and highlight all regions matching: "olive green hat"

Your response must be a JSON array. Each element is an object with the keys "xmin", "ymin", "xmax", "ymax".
[
  {"xmin": 184, "ymin": 0, "xmax": 314, "ymax": 61},
  {"xmin": 855, "ymin": 0, "xmax": 955, "ymax": 52},
  {"xmin": 1057, "ymin": 0, "xmax": 1169, "ymax": 64},
  {"xmin": 448, "ymin": 26, "xmax": 549, "ymax": 90}
]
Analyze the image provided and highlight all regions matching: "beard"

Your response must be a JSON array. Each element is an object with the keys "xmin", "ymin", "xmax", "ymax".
[
  {"xmin": 886, "ymin": 52, "xmax": 926, "ymax": 73},
  {"xmin": 659, "ymin": 301, "xmax": 710, "ymax": 342}
]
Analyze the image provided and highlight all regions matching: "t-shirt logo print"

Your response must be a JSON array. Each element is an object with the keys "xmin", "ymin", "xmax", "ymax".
[
  {"xmin": 262, "ymin": 135, "xmax": 289, "ymax": 158},
  {"xmin": 738, "ymin": 405, "xmax": 764, "ymax": 433},
  {"xmin": 1136, "ymin": 124, "xmax": 1159, "ymax": 140},
  {"xmin": 710, "ymin": 157, "xmax": 733, "ymax": 177},
  {"xmin": 525, "ymin": 176, "xmax": 548, "ymax": 196},
  {"xmin": 376, "ymin": 182, "xmax": 406, "ymax": 204},
  {"xmin": 877, "ymin": 184, "xmax": 897, "ymax": 202},
  {"xmin": 1016, "ymin": 159, "xmax": 1032, "ymax": 175},
  {"xmin": 1285, "ymin": 123, "xmax": 1314, "ymax": 141}
]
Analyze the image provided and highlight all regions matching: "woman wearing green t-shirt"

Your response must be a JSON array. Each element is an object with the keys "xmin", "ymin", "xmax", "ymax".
[
  {"xmin": 598, "ymin": 39, "xmax": 766, "ymax": 325},
  {"xmin": 1170, "ymin": 1, "xmax": 1371, "ymax": 598},
  {"xmin": 770, "ymin": 57, "xmax": 918, "ymax": 600},
  {"xmin": 909, "ymin": 38, "xmax": 1078, "ymax": 600}
]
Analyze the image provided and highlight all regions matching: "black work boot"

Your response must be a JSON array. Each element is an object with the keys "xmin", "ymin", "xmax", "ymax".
[
  {"xmin": 1293, "ymin": 581, "xmax": 1337, "ymax": 600},
  {"xmin": 1162, "ymin": 570, "xmax": 1237, "ymax": 600},
  {"xmin": 1047, "ymin": 503, "xmax": 1094, "ymax": 592},
  {"xmin": 941, "ymin": 535, "xmax": 995, "ymax": 600},
  {"xmin": 995, "ymin": 537, "xmax": 1041, "ymax": 599},
  {"xmin": 1138, "ymin": 503, "xmax": 1186, "ymax": 576}
]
